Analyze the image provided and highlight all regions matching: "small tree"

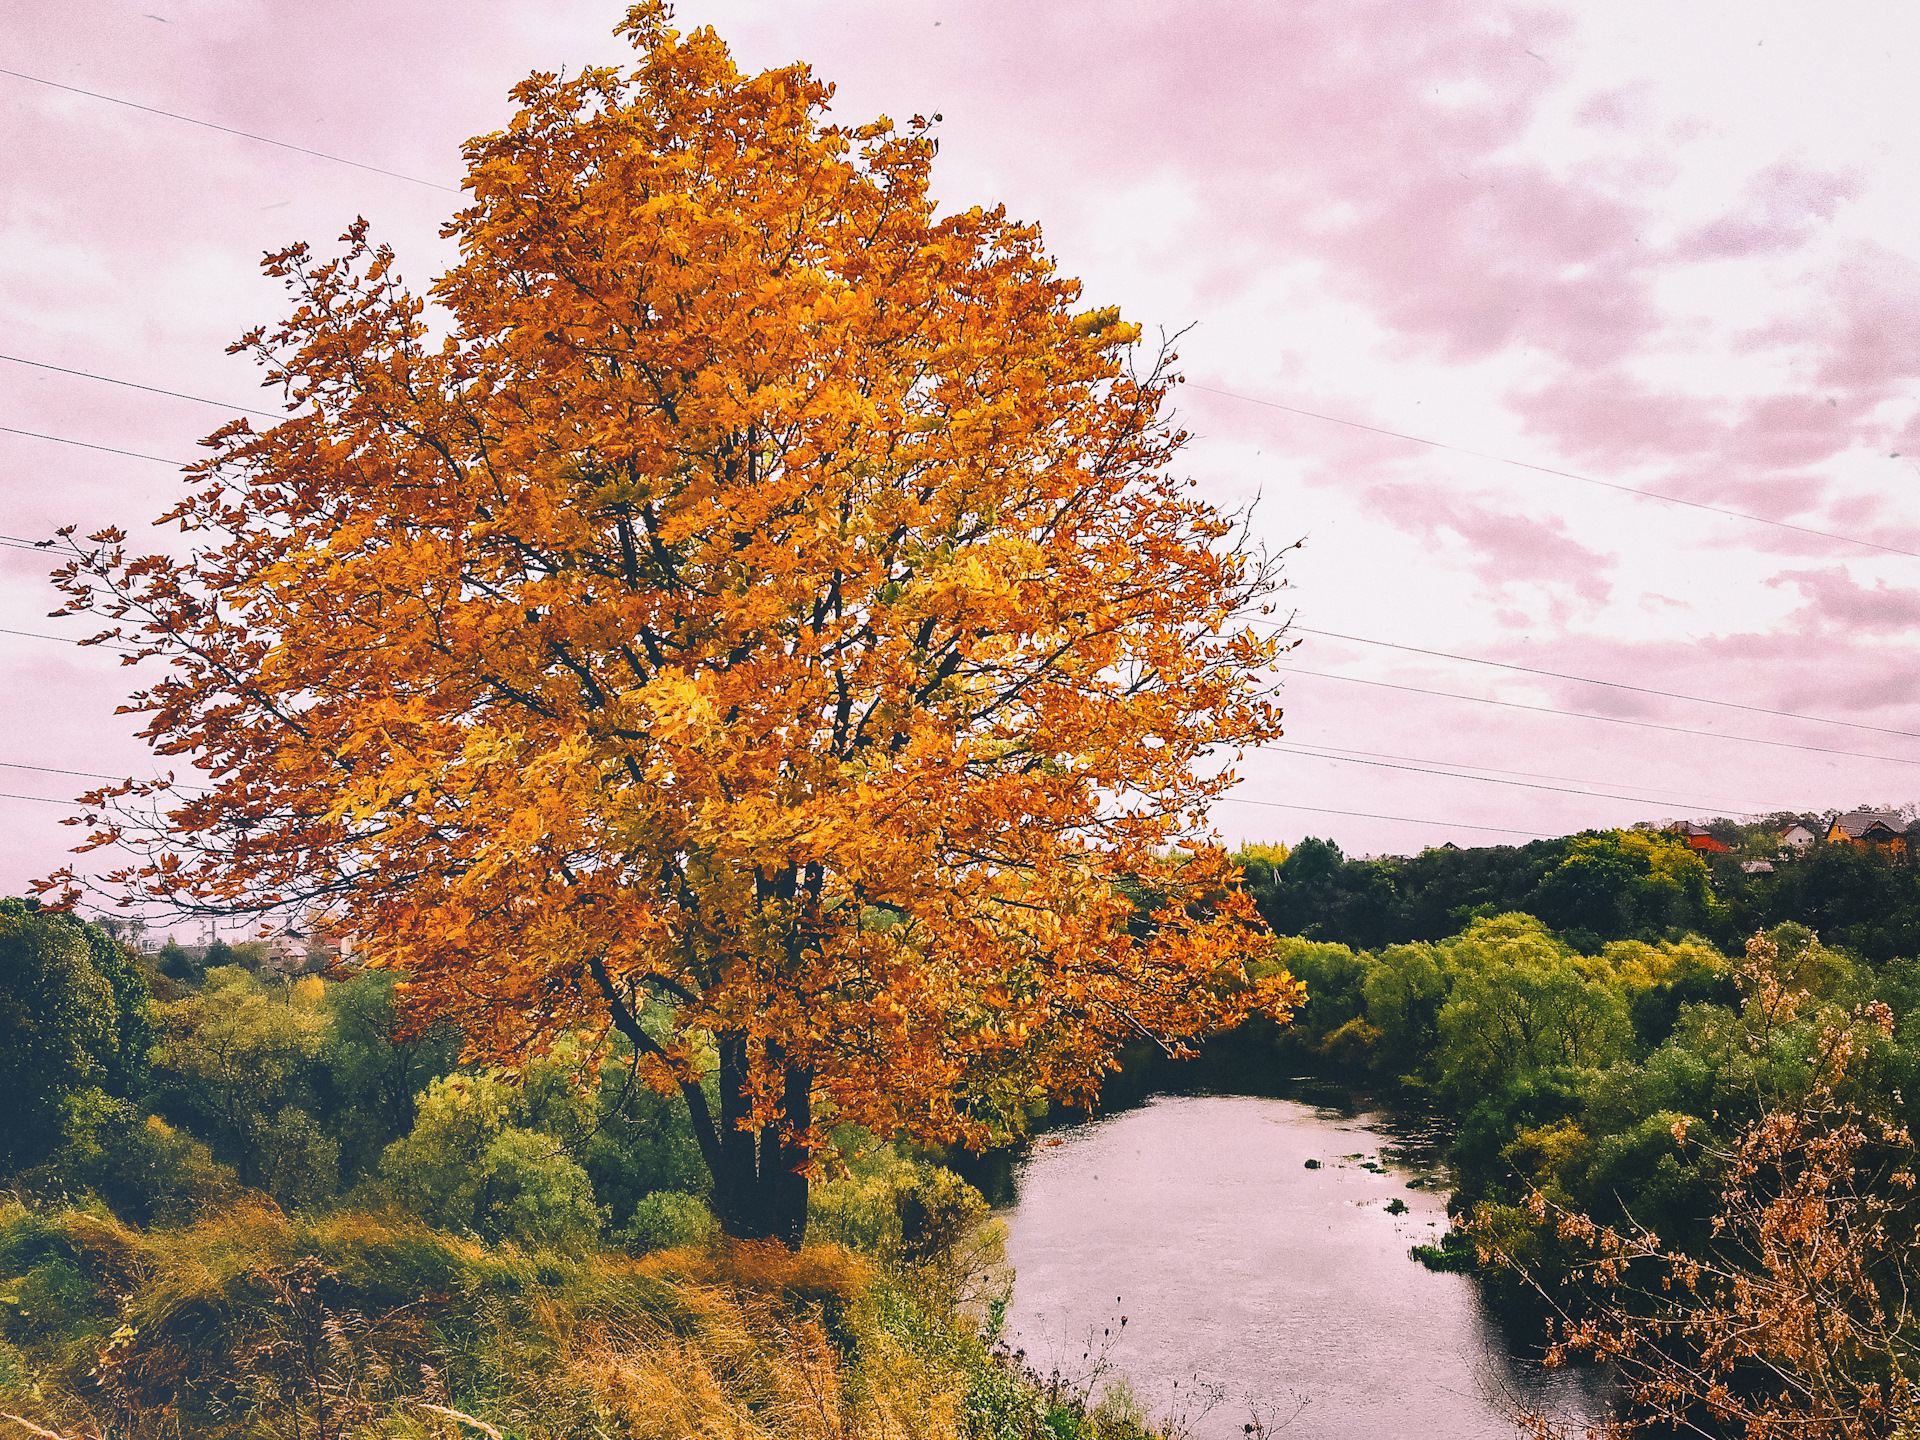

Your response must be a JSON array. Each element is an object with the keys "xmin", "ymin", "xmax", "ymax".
[{"xmin": 43, "ymin": 4, "xmax": 1300, "ymax": 1242}]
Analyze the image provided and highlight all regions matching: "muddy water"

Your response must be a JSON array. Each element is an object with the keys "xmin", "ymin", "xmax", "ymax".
[{"xmin": 993, "ymin": 1091, "xmax": 1611, "ymax": 1439}]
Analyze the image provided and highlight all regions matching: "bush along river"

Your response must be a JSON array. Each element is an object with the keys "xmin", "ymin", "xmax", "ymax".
[{"xmin": 980, "ymin": 1081, "xmax": 1614, "ymax": 1440}]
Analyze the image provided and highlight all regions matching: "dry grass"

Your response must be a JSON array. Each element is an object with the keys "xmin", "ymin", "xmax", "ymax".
[{"xmin": 0, "ymin": 1205, "xmax": 993, "ymax": 1440}]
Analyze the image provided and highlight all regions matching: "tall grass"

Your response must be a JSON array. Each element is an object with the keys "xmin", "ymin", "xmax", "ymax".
[{"xmin": 0, "ymin": 1197, "xmax": 1160, "ymax": 1440}]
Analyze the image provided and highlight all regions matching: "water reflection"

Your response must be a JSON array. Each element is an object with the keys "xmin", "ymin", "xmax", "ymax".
[{"xmin": 992, "ymin": 1092, "xmax": 1612, "ymax": 1440}]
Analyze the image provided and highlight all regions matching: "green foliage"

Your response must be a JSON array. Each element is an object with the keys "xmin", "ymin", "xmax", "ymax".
[
  {"xmin": 810, "ymin": 1144, "xmax": 1009, "ymax": 1323},
  {"xmin": 0, "ymin": 898, "xmax": 128, "ymax": 1171},
  {"xmin": 156, "ymin": 937, "xmax": 199, "ymax": 980},
  {"xmin": 1433, "ymin": 918, "xmax": 1633, "ymax": 1100},
  {"xmin": 1409, "ymin": 1228, "xmax": 1475, "ymax": 1272},
  {"xmin": 148, "ymin": 966, "xmax": 333, "ymax": 1202},
  {"xmin": 69, "ymin": 917, "xmax": 155, "ymax": 1100},
  {"xmin": 1361, "ymin": 942, "xmax": 1447, "ymax": 1073},
  {"xmin": 1527, "ymin": 829, "xmax": 1719, "ymax": 939},
  {"xmin": 1719, "ymin": 838, "xmax": 1920, "ymax": 961},
  {"xmin": 376, "ymin": 1070, "xmax": 603, "ymax": 1249},
  {"xmin": 810, "ymin": 1147, "xmax": 990, "ymax": 1269},
  {"xmin": 1260, "ymin": 936, "xmax": 1369, "ymax": 1052},
  {"xmin": 579, "ymin": 1071, "xmax": 713, "ymax": 1227},
  {"xmin": 317, "ymin": 968, "xmax": 460, "ymax": 1184},
  {"xmin": 39, "ymin": 1099, "xmax": 237, "ymax": 1227},
  {"xmin": 621, "ymin": 1190, "xmax": 718, "ymax": 1252},
  {"xmin": 1247, "ymin": 837, "xmax": 1405, "ymax": 949}
]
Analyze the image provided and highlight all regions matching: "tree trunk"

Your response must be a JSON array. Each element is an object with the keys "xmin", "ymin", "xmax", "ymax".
[
  {"xmin": 584, "ymin": 962, "xmax": 811, "ymax": 1246},
  {"xmin": 706, "ymin": 1033, "xmax": 811, "ymax": 1245}
]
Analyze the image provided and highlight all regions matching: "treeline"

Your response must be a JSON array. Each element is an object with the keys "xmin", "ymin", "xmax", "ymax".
[
  {"xmin": 4, "ymin": 897, "xmax": 966, "ymax": 1252},
  {"xmin": 1242, "ymin": 911, "xmax": 1919, "ymax": 1247},
  {"xmin": 1242, "ymin": 822, "xmax": 1920, "ymax": 961}
]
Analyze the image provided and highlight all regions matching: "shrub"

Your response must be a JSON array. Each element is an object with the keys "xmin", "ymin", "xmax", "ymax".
[
  {"xmin": 809, "ymin": 1147, "xmax": 1007, "ymax": 1320},
  {"xmin": 40, "ymin": 1100, "xmax": 237, "ymax": 1227},
  {"xmin": 621, "ymin": 1191, "xmax": 717, "ymax": 1253},
  {"xmin": 377, "ymin": 1071, "xmax": 602, "ymax": 1248}
]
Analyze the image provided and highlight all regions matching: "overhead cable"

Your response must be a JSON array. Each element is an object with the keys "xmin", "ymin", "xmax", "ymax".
[
  {"xmin": 1292, "ymin": 625, "xmax": 1920, "ymax": 740},
  {"xmin": 1194, "ymin": 383, "xmax": 1920, "ymax": 561},
  {"xmin": 1216, "ymin": 794, "xmax": 1546, "ymax": 837},
  {"xmin": 1280, "ymin": 739, "xmax": 1769, "ymax": 813},
  {"xmin": 0, "ymin": 759, "xmax": 138, "ymax": 782},
  {"xmin": 1, "ymin": 625, "xmax": 115, "ymax": 648},
  {"xmin": 1269, "ymin": 741, "xmax": 1768, "ymax": 812},
  {"xmin": 1275, "ymin": 665, "xmax": 1920, "ymax": 767},
  {"xmin": 0, "ymin": 66, "xmax": 459, "ymax": 193},
  {"xmin": 0, "ymin": 354, "xmax": 282, "ymax": 420},
  {"xmin": 1, "ymin": 425, "xmax": 187, "ymax": 466}
]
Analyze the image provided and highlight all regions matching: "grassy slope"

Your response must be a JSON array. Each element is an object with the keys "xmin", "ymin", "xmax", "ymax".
[{"xmin": 0, "ymin": 1201, "xmax": 1146, "ymax": 1440}]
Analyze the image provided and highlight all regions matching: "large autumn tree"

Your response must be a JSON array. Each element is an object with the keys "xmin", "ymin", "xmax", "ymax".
[{"xmin": 44, "ymin": 5, "xmax": 1301, "ymax": 1242}]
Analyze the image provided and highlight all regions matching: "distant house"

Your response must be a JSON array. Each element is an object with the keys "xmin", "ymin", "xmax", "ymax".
[
  {"xmin": 1777, "ymin": 823, "xmax": 1816, "ymax": 852},
  {"xmin": 1827, "ymin": 808, "xmax": 1909, "ymax": 856},
  {"xmin": 261, "ymin": 916, "xmax": 358, "ymax": 974},
  {"xmin": 1665, "ymin": 821, "xmax": 1732, "ymax": 854},
  {"xmin": 1741, "ymin": 860, "xmax": 1775, "ymax": 876}
]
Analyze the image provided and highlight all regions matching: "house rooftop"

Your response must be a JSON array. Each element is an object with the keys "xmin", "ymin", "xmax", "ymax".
[{"xmin": 1831, "ymin": 809, "xmax": 1906, "ymax": 838}]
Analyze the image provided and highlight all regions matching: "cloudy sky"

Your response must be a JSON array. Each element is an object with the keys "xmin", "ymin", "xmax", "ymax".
[{"xmin": 7, "ymin": 0, "xmax": 1920, "ymax": 910}]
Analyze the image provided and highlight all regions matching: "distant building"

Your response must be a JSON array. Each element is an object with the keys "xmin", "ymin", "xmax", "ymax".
[
  {"xmin": 261, "ymin": 915, "xmax": 358, "ymax": 974},
  {"xmin": 1826, "ymin": 808, "xmax": 1909, "ymax": 856},
  {"xmin": 1664, "ymin": 821, "xmax": 1731, "ymax": 854},
  {"xmin": 1741, "ymin": 860, "xmax": 1775, "ymax": 876},
  {"xmin": 1777, "ymin": 823, "xmax": 1816, "ymax": 852}
]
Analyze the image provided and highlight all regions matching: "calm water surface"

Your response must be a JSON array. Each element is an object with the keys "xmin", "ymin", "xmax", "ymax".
[{"xmin": 995, "ymin": 1091, "xmax": 1611, "ymax": 1440}]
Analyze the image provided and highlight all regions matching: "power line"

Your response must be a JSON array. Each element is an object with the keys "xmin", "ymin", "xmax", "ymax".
[
  {"xmin": 1281, "ymin": 739, "xmax": 1767, "ymax": 813},
  {"xmin": 2, "ymin": 625, "xmax": 98, "ymax": 646},
  {"xmin": 1275, "ymin": 665, "xmax": 1920, "ymax": 767},
  {"xmin": 1275, "ymin": 738, "xmax": 1763, "ymax": 809},
  {"xmin": 0, "ymin": 67, "xmax": 459, "ymax": 193},
  {"xmin": 0, "ymin": 759, "xmax": 137, "ymax": 782},
  {"xmin": 1194, "ymin": 383, "xmax": 1920, "ymax": 561},
  {"xmin": 1, "ymin": 425, "xmax": 187, "ymax": 466},
  {"xmin": 1, "ymin": 791, "xmax": 71, "ymax": 805},
  {"xmin": 1292, "ymin": 626, "xmax": 1920, "ymax": 741},
  {"xmin": 0, "ymin": 354, "xmax": 282, "ymax": 421},
  {"xmin": 0, "ymin": 624, "xmax": 141, "ymax": 658},
  {"xmin": 1217, "ymin": 794, "xmax": 1546, "ymax": 837},
  {"xmin": 1270, "ymin": 742, "xmax": 1767, "ymax": 812}
]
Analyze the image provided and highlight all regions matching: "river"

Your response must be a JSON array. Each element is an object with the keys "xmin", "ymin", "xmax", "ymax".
[{"xmin": 991, "ymin": 1087, "xmax": 1613, "ymax": 1440}]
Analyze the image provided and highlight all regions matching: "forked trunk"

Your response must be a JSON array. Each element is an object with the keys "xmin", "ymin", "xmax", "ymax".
[
  {"xmin": 708, "ymin": 1036, "xmax": 812, "ymax": 1244},
  {"xmin": 587, "ymin": 962, "xmax": 812, "ymax": 1245}
]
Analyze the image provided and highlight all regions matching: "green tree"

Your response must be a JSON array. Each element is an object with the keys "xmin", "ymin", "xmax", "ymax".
[
  {"xmin": 150, "ymin": 967, "xmax": 336, "ymax": 1204},
  {"xmin": 1362, "ymin": 941, "xmax": 1448, "ymax": 1075},
  {"xmin": 317, "ymin": 970, "xmax": 460, "ymax": 1184},
  {"xmin": 0, "ymin": 898, "xmax": 127, "ymax": 1170},
  {"xmin": 1434, "ymin": 916, "xmax": 1632, "ymax": 1099},
  {"xmin": 1526, "ymin": 829, "xmax": 1716, "ymax": 941},
  {"xmin": 1260, "ymin": 936, "xmax": 1369, "ymax": 1048},
  {"xmin": 155, "ymin": 937, "xmax": 198, "ymax": 981}
]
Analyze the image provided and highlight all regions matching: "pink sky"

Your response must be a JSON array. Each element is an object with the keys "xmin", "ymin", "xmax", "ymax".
[{"xmin": 6, "ymin": 0, "xmax": 1920, "ymax": 918}]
